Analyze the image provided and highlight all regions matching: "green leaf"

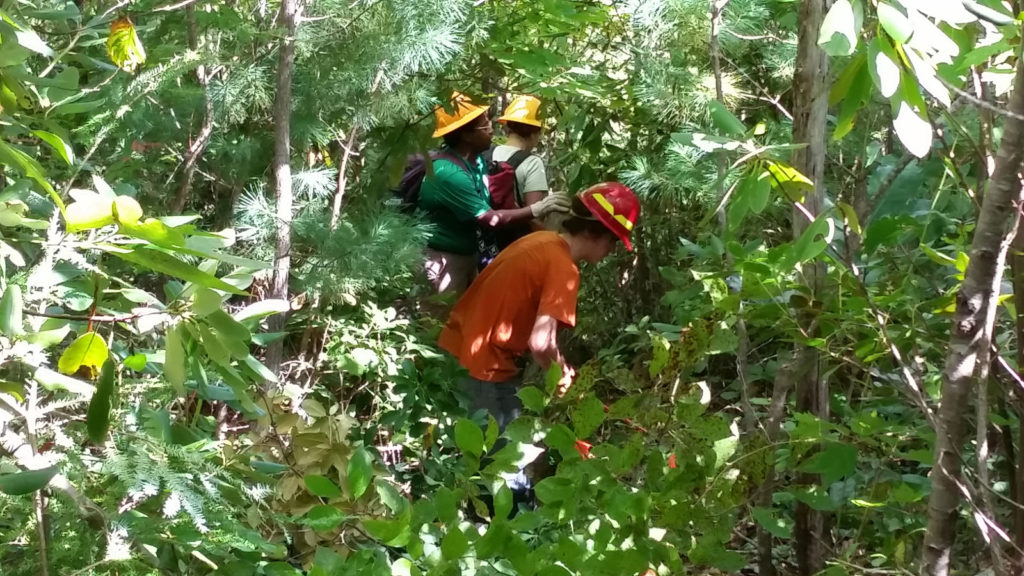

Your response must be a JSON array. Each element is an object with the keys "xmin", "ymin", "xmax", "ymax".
[
  {"xmin": 892, "ymin": 99, "xmax": 932, "ymax": 158},
  {"xmin": 207, "ymin": 309, "xmax": 251, "ymax": 343},
  {"xmin": 234, "ymin": 299, "xmax": 290, "ymax": 322},
  {"xmin": 302, "ymin": 505, "xmax": 347, "ymax": 532},
  {"xmin": 818, "ymin": 0, "xmax": 861, "ymax": 56},
  {"xmin": 57, "ymin": 332, "xmax": 109, "ymax": 376},
  {"xmin": 32, "ymin": 130, "xmax": 74, "ymax": 165},
  {"xmin": 837, "ymin": 202, "xmax": 862, "ymax": 235},
  {"xmin": 348, "ymin": 447, "xmax": 374, "ymax": 499},
  {"xmin": 111, "ymin": 247, "xmax": 247, "ymax": 296},
  {"xmin": 746, "ymin": 170, "xmax": 772, "ymax": 214},
  {"xmin": 534, "ymin": 476, "xmax": 575, "ymax": 504},
  {"xmin": 793, "ymin": 485, "xmax": 838, "ymax": 511},
  {"xmin": 484, "ymin": 415, "xmax": 499, "ymax": 451},
  {"xmin": 798, "ymin": 441, "xmax": 859, "ymax": 484},
  {"xmin": 0, "ymin": 284, "xmax": 24, "ymax": 337},
  {"xmin": 123, "ymin": 353, "xmax": 147, "ymax": 372},
  {"xmin": 375, "ymin": 479, "xmax": 408, "ymax": 515},
  {"xmin": 441, "ymin": 526, "xmax": 469, "ymax": 560},
  {"xmin": 197, "ymin": 323, "xmax": 231, "ymax": 367},
  {"xmin": 877, "ymin": 2, "xmax": 912, "ymax": 43},
  {"xmin": 571, "ymin": 395, "xmax": 606, "ymax": 438},
  {"xmin": 476, "ymin": 522, "xmax": 511, "ymax": 559},
  {"xmin": 752, "ymin": 506, "xmax": 793, "ymax": 538},
  {"xmin": 192, "ymin": 287, "xmax": 221, "ymax": 316},
  {"xmin": 920, "ymin": 243, "xmax": 956, "ymax": 266},
  {"xmin": 242, "ymin": 355, "xmax": 277, "ymax": 383},
  {"xmin": 85, "ymin": 360, "xmax": 116, "ymax": 443},
  {"xmin": 363, "ymin": 516, "xmax": 410, "ymax": 546},
  {"xmin": 33, "ymin": 366, "xmax": 94, "ymax": 396},
  {"xmin": 833, "ymin": 56, "xmax": 872, "ymax": 140},
  {"xmin": 434, "ymin": 486, "xmax": 458, "ymax": 524},
  {"xmin": 304, "ymin": 474, "xmax": 342, "ymax": 499},
  {"xmin": 454, "ymin": 418, "xmax": 484, "ymax": 458},
  {"xmin": 867, "ymin": 36, "xmax": 901, "ymax": 98},
  {"xmin": 708, "ymin": 100, "xmax": 746, "ymax": 138},
  {"xmin": 0, "ymin": 466, "xmax": 58, "ymax": 495},
  {"xmin": 517, "ymin": 386, "xmax": 547, "ymax": 412},
  {"xmin": 494, "ymin": 482, "xmax": 513, "ymax": 520},
  {"xmin": 905, "ymin": 47, "xmax": 950, "ymax": 107},
  {"xmin": 164, "ymin": 324, "xmax": 186, "ymax": 394}
]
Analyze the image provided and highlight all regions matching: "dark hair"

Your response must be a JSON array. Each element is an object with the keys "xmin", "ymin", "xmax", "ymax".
[
  {"xmin": 442, "ymin": 121, "xmax": 475, "ymax": 148},
  {"xmin": 505, "ymin": 121, "xmax": 541, "ymax": 139},
  {"xmin": 563, "ymin": 196, "xmax": 617, "ymax": 240}
]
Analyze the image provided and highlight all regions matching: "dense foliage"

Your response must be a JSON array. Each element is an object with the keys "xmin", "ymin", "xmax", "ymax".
[{"xmin": 1, "ymin": 0, "xmax": 1023, "ymax": 575}]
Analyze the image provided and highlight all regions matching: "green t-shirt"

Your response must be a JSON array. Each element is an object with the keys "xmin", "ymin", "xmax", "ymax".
[{"xmin": 418, "ymin": 152, "xmax": 491, "ymax": 255}]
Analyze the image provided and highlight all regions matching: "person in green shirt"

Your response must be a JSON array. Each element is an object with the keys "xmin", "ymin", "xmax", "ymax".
[{"xmin": 419, "ymin": 92, "xmax": 569, "ymax": 293}]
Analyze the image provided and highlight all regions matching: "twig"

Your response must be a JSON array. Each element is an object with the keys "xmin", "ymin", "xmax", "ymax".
[{"xmin": 24, "ymin": 309, "xmax": 163, "ymax": 323}]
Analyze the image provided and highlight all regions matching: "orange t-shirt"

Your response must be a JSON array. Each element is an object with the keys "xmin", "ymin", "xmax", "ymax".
[{"xmin": 439, "ymin": 231, "xmax": 579, "ymax": 382}]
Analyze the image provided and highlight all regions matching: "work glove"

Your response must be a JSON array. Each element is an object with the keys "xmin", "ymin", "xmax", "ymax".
[{"xmin": 530, "ymin": 191, "xmax": 572, "ymax": 218}]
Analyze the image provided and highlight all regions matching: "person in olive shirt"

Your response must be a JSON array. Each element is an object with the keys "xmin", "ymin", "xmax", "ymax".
[{"xmin": 418, "ymin": 92, "xmax": 570, "ymax": 293}]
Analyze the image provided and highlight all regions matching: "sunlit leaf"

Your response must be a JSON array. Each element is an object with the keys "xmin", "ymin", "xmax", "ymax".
[
  {"xmin": 892, "ymin": 99, "xmax": 932, "ymax": 158},
  {"xmin": 106, "ymin": 17, "xmax": 146, "ymax": 73},
  {"xmin": 877, "ymin": 2, "xmax": 912, "ymax": 43},
  {"xmin": 57, "ymin": 332, "xmax": 108, "ymax": 376},
  {"xmin": 32, "ymin": 130, "xmax": 73, "ymax": 165},
  {"xmin": 111, "ymin": 247, "xmax": 247, "ymax": 296},
  {"xmin": 818, "ymin": 0, "xmax": 861, "ymax": 56},
  {"xmin": 0, "ymin": 284, "xmax": 24, "ymax": 337}
]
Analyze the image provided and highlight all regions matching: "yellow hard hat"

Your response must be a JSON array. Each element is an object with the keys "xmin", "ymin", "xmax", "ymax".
[
  {"xmin": 498, "ymin": 95, "xmax": 543, "ymax": 128},
  {"xmin": 432, "ymin": 91, "xmax": 489, "ymax": 138}
]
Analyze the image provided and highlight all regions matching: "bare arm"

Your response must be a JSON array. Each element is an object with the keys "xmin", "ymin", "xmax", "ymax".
[
  {"xmin": 529, "ymin": 314, "xmax": 576, "ymax": 395},
  {"xmin": 528, "ymin": 314, "xmax": 563, "ymax": 369},
  {"xmin": 476, "ymin": 206, "xmax": 535, "ymax": 229},
  {"xmin": 523, "ymin": 191, "xmax": 545, "ymax": 206}
]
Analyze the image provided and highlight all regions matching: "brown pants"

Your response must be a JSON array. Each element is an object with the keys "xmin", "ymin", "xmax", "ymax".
[{"xmin": 423, "ymin": 249, "xmax": 477, "ymax": 294}]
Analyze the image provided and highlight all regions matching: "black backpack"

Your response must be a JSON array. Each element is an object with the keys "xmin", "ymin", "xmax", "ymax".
[{"xmin": 387, "ymin": 151, "xmax": 468, "ymax": 213}]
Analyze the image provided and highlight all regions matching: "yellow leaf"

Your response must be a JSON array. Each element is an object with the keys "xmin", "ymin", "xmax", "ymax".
[
  {"xmin": 107, "ymin": 17, "xmax": 146, "ymax": 73},
  {"xmin": 112, "ymin": 195, "xmax": 142, "ymax": 225},
  {"xmin": 766, "ymin": 161, "xmax": 814, "ymax": 203},
  {"xmin": 65, "ymin": 190, "xmax": 114, "ymax": 232},
  {"xmin": 57, "ymin": 332, "xmax": 109, "ymax": 377}
]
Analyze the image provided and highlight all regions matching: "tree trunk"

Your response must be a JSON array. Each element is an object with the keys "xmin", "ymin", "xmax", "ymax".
[
  {"xmin": 264, "ymin": 0, "xmax": 301, "ymax": 378},
  {"xmin": 170, "ymin": 5, "xmax": 216, "ymax": 215},
  {"xmin": 789, "ymin": 0, "xmax": 830, "ymax": 574},
  {"xmin": 922, "ymin": 31, "xmax": 1024, "ymax": 576}
]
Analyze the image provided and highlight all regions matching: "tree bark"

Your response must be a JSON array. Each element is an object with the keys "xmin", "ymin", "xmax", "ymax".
[
  {"xmin": 788, "ymin": 1, "xmax": 831, "ymax": 574},
  {"xmin": 922, "ymin": 31, "xmax": 1024, "ymax": 576},
  {"xmin": 170, "ymin": 5, "xmax": 216, "ymax": 215},
  {"xmin": 264, "ymin": 0, "xmax": 301, "ymax": 378}
]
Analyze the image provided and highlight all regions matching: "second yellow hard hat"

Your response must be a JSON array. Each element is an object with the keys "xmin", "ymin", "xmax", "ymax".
[{"xmin": 498, "ymin": 95, "xmax": 543, "ymax": 128}]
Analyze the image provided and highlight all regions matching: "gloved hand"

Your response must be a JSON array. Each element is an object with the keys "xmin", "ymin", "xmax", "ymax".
[{"xmin": 530, "ymin": 192, "xmax": 572, "ymax": 218}]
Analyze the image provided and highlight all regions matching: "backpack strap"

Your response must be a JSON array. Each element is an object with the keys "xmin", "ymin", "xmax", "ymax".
[{"xmin": 505, "ymin": 149, "xmax": 532, "ymax": 169}]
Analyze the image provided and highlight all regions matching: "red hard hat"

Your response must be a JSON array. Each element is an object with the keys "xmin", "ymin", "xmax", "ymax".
[{"xmin": 577, "ymin": 182, "xmax": 640, "ymax": 251}]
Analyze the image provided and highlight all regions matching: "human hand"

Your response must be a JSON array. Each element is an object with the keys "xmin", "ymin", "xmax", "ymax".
[
  {"xmin": 531, "ymin": 191, "xmax": 572, "ymax": 218},
  {"xmin": 555, "ymin": 365, "xmax": 576, "ymax": 398}
]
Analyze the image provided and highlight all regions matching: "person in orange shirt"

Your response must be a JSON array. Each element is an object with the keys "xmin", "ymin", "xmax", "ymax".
[{"xmin": 438, "ymin": 182, "xmax": 640, "ymax": 506}]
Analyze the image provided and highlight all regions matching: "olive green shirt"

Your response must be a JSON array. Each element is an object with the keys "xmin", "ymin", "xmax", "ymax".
[{"xmin": 417, "ymin": 152, "xmax": 490, "ymax": 255}]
